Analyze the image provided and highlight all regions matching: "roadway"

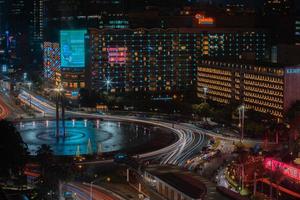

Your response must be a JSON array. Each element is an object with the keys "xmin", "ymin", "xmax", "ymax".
[
  {"xmin": 0, "ymin": 98, "xmax": 9, "ymax": 119},
  {"xmin": 0, "ymin": 95, "xmax": 10, "ymax": 119},
  {"xmin": 17, "ymin": 90, "xmax": 238, "ymax": 200},
  {"xmin": 16, "ymin": 89, "xmax": 266, "ymax": 166},
  {"xmin": 17, "ymin": 90, "xmax": 208, "ymax": 166},
  {"xmin": 62, "ymin": 182, "xmax": 122, "ymax": 200}
]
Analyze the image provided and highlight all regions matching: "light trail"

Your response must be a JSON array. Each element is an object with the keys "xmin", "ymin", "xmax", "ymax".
[
  {"xmin": 0, "ymin": 97, "xmax": 10, "ymax": 119},
  {"xmin": 62, "ymin": 182, "xmax": 121, "ymax": 200},
  {"xmin": 16, "ymin": 91, "xmax": 218, "ymax": 166}
]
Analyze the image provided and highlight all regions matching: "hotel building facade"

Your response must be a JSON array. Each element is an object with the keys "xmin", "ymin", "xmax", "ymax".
[
  {"xmin": 85, "ymin": 28, "xmax": 268, "ymax": 96},
  {"xmin": 197, "ymin": 60, "xmax": 300, "ymax": 118}
]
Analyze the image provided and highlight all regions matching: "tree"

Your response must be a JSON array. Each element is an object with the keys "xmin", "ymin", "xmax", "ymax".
[
  {"xmin": 36, "ymin": 144, "xmax": 54, "ymax": 176},
  {"xmin": 285, "ymin": 100, "xmax": 300, "ymax": 122},
  {"xmin": 211, "ymin": 102, "xmax": 238, "ymax": 126},
  {"xmin": 0, "ymin": 120, "xmax": 28, "ymax": 178},
  {"xmin": 192, "ymin": 103, "xmax": 212, "ymax": 121},
  {"xmin": 79, "ymin": 88, "xmax": 98, "ymax": 107},
  {"xmin": 36, "ymin": 145, "xmax": 57, "ymax": 199},
  {"xmin": 245, "ymin": 121, "xmax": 265, "ymax": 138}
]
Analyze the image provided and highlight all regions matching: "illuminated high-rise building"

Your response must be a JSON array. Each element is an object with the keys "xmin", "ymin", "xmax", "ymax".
[
  {"xmin": 0, "ymin": 0, "xmax": 8, "ymax": 32},
  {"xmin": 86, "ymin": 28, "xmax": 268, "ymax": 96},
  {"xmin": 45, "ymin": 0, "xmax": 128, "ymax": 40},
  {"xmin": 263, "ymin": 0, "xmax": 294, "ymax": 16},
  {"xmin": 43, "ymin": 42, "xmax": 61, "ymax": 86},
  {"xmin": 197, "ymin": 60, "xmax": 300, "ymax": 119},
  {"xmin": 296, "ymin": 17, "xmax": 300, "ymax": 45},
  {"xmin": 32, "ymin": 0, "xmax": 45, "ymax": 42}
]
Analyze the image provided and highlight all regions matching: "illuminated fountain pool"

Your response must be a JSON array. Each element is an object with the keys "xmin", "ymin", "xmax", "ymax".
[{"xmin": 18, "ymin": 119, "xmax": 174, "ymax": 156}]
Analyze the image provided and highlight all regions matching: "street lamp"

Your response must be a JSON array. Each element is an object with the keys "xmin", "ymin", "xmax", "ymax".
[
  {"xmin": 203, "ymin": 87, "xmax": 208, "ymax": 103},
  {"xmin": 54, "ymin": 84, "xmax": 64, "ymax": 93},
  {"xmin": 27, "ymin": 81, "xmax": 32, "ymax": 91},
  {"xmin": 238, "ymin": 105, "xmax": 245, "ymax": 142},
  {"xmin": 54, "ymin": 84, "xmax": 65, "ymax": 139},
  {"xmin": 90, "ymin": 175, "xmax": 100, "ymax": 200},
  {"xmin": 90, "ymin": 181, "xmax": 94, "ymax": 200}
]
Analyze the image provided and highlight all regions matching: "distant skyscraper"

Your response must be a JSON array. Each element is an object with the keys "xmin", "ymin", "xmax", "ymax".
[
  {"xmin": 296, "ymin": 17, "xmax": 300, "ymax": 45},
  {"xmin": 32, "ymin": 0, "xmax": 45, "ymax": 42},
  {"xmin": 263, "ymin": 0, "xmax": 294, "ymax": 16},
  {"xmin": 0, "ymin": 0, "xmax": 8, "ymax": 32},
  {"xmin": 8, "ymin": 0, "xmax": 28, "ymax": 33}
]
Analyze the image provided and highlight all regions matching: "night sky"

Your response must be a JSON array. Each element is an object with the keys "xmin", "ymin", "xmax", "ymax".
[{"xmin": 204, "ymin": 0, "xmax": 300, "ymax": 9}]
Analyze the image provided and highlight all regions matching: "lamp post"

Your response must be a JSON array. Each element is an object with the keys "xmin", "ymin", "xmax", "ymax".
[
  {"xmin": 90, "ymin": 175, "xmax": 100, "ymax": 200},
  {"xmin": 253, "ymin": 172, "xmax": 257, "ymax": 196},
  {"xmin": 238, "ymin": 105, "xmax": 245, "ymax": 142},
  {"xmin": 54, "ymin": 84, "xmax": 65, "ymax": 139},
  {"xmin": 90, "ymin": 181, "xmax": 94, "ymax": 200},
  {"xmin": 28, "ymin": 81, "xmax": 32, "ymax": 91},
  {"xmin": 203, "ymin": 87, "xmax": 208, "ymax": 103}
]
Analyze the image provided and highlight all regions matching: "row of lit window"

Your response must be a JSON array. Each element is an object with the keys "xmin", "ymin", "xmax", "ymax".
[
  {"xmin": 244, "ymin": 97, "xmax": 283, "ymax": 110},
  {"xmin": 197, "ymin": 83, "xmax": 231, "ymax": 93},
  {"xmin": 198, "ymin": 67, "xmax": 232, "ymax": 76},
  {"xmin": 244, "ymin": 91, "xmax": 283, "ymax": 103},
  {"xmin": 244, "ymin": 80, "xmax": 283, "ymax": 90},
  {"xmin": 198, "ymin": 73, "xmax": 231, "ymax": 82},
  {"xmin": 91, "ymin": 32, "xmax": 265, "ymax": 38},
  {"xmin": 198, "ymin": 78, "xmax": 231, "ymax": 87},
  {"xmin": 244, "ymin": 86, "xmax": 283, "ymax": 97},
  {"xmin": 244, "ymin": 74, "xmax": 283, "ymax": 84},
  {"xmin": 245, "ymin": 104, "xmax": 283, "ymax": 118},
  {"xmin": 200, "ymin": 61, "xmax": 284, "ymax": 73},
  {"xmin": 91, "ymin": 35, "xmax": 266, "ymax": 43},
  {"xmin": 205, "ymin": 90, "xmax": 232, "ymax": 98}
]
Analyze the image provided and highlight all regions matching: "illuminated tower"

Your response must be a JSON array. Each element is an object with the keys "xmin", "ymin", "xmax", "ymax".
[
  {"xmin": 263, "ymin": 0, "xmax": 294, "ymax": 16},
  {"xmin": 0, "ymin": 0, "xmax": 8, "ymax": 32},
  {"xmin": 32, "ymin": 0, "xmax": 45, "ymax": 42}
]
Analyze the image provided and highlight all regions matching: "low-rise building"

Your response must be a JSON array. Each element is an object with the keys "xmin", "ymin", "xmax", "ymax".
[{"xmin": 144, "ymin": 166, "xmax": 207, "ymax": 200}]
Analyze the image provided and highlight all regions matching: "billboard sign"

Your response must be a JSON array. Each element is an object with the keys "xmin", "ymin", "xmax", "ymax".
[
  {"xmin": 195, "ymin": 13, "xmax": 215, "ymax": 25},
  {"xmin": 60, "ymin": 30, "xmax": 87, "ymax": 68},
  {"xmin": 264, "ymin": 158, "xmax": 300, "ymax": 181}
]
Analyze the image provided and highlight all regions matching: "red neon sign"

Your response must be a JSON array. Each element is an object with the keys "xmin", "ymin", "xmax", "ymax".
[
  {"xmin": 195, "ymin": 13, "xmax": 215, "ymax": 25},
  {"xmin": 264, "ymin": 158, "xmax": 300, "ymax": 181}
]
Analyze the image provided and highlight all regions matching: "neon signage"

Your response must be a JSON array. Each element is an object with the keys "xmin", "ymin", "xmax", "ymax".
[
  {"xmin": 264, "ymin": 158, "xmax": 300, "ymax": 181},
  {"xmin": 195, "ymin": 14, "xmax": 215, "ymax": 25},
  {"xmin": 107, "ymin": 47, "xmax": 127, "ymax": 65}
]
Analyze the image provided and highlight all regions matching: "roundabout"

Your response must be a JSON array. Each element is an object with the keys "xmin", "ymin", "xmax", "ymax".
[{"xmin": 17, "ymin": 119, "xmax": 176, "ymax": 156}]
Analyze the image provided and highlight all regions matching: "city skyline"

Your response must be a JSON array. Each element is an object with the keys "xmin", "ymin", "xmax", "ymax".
[{"xmin": 0, "ymin": 1, "xmax": 299, "ymax": 200}]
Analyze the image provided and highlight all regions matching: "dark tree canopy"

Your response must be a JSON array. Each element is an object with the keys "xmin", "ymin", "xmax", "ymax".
[{"xmin": 0, "ymin": 120, "xmax": 28, "ymax": 178}]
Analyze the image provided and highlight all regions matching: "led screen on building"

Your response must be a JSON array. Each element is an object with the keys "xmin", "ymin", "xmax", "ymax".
[
  {"xmin": 43, "ymin": 42, "xmax": 61, "ymax": 85},
  {"xmin": 60, "ymin": 30, "xmax": 87, "ymax": 68}
]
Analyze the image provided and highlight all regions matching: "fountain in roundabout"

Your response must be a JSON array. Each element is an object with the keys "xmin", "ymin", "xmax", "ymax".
[
  {"xmin": 17, "ymin": 117, "xmax": 176, "ymax": 156},
  {"xmin": 17, "ymin": 85, "xmax": 175, "ymax": 156}
]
